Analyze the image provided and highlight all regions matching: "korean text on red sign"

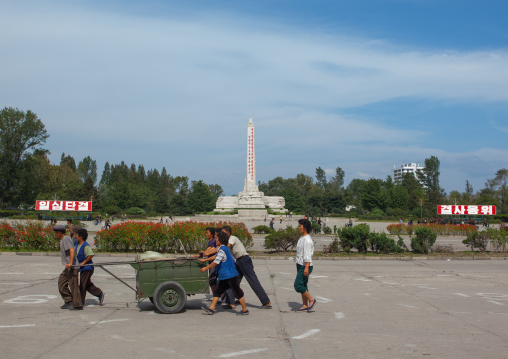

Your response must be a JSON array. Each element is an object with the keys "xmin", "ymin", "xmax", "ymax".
[
  {"xmin": 437, "ymin": 205, "xmax": 496, "ymax": 215},
  {"xmin": 35, "ymin": 201, "xmax": 92, "ymax": 211}
]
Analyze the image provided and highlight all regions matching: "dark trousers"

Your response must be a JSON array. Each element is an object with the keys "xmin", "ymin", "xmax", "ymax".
[
  {"xmin": 79, "ymin": 268, "xmax": 102, "ymax": 304},
  {"xmin": 58, "ymin": 268, "xmax": 82, "ymax": 308},
  {"xmin": 236, "ymin": 256, "xmax": 270, "ymax": 305},
  {"xmin": 213, "ymin": 276, "xmax": 244, "ymax": 299},
  {"xmin": 209, "ymin": 267, "xmax": 235, "ymax": 304}
]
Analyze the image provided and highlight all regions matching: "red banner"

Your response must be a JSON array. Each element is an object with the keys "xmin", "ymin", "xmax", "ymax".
[
  {"xmin": 437, "ymin": 205, "xmax": 496, "ymax": 215},
  {"xmin": 36, "ymin": 201, "xmax": 92, "ymax": 212}
]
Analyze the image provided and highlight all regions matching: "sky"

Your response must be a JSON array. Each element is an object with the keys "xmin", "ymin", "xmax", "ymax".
[{"xmin": 1, "ymin": 0, "xmax": 508, "ymax": 196}]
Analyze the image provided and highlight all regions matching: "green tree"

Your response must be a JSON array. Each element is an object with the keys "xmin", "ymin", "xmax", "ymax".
[
  {"xmin": 329, "ymin": 166, "xmax": 345, "ymax": 191},
  {"xmin": 486, "ymin": 169, "xmax": 508, "ymax": 213},
  {"xmin": 0, "ymin": 107, "xmax": 49, "ymax": 207},
  {"xmin": 77, "ymin": 156, "xmax": 98, "ymax": 184},
  {"xmin": 315, "ymin": 167, "xmax": 327, "ymax": 190},
  {"xmin": 361, "ymin": 178, "xmax": 387, "ymax": 212},
  {"xmin": 418, "ymin": 156, "xmax": 445, "ymax": 211},
  {"xmin": 188, "ymin": 180, "xmax": 215, "ymax": 213},
  {"xmin": 401, "ymin": 172, "xmax": 424, "ymax": 211}
]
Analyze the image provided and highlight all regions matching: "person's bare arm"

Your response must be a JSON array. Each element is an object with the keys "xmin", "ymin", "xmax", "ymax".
[
  {"xmin": 66, "ymin": 247, "xmax": 75, "ymax": 269},
  {"xmin": 200, "ymin": 261, "xmax": 217, "ymax": 272}
]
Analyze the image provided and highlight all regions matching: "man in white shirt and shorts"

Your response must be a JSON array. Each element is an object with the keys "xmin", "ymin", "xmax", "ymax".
[{"xmin": 294, "ymin": 219, "xmax": 316, "ymax": 312}]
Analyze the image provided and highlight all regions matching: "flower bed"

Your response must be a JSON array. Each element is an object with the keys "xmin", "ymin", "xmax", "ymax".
[
  {"xmin": 387, "ymin": 223, "xmax": 478, "ymax": 236},
  {"xmin": 94, "ymin": 221, "xmax": 253, "ymax": 253},
  {"xmin": 0, "ymin": 222, "xmax": 59, "ymax": 251}
]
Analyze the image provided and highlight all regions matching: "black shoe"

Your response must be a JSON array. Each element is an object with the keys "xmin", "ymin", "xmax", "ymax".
[
  {"xmin": 60, "ymin": 302, "xmax": 73, "ymax": 309},
  {"xmin": 69, "ymin": 306, "xmax": 83, "ymax": 311},
  {"xmin": 236, "ymin": 310, "xmax": 249, "ymax": 315}
]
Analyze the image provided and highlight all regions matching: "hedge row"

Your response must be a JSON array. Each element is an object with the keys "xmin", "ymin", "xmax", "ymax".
[
  {"xmin": 0, "ymin": 222, "xmax": 59, "ymax": 251},
  {"xmin": 94, "ymin": 221, "xmax": 253, "ymax": 253},
  {"xmin": 387, "ymin": 223, "xmax": 477, "ymax": 236}
]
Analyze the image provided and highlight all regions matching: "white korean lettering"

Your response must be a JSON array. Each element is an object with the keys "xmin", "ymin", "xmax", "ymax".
[
  {"xmin": 467, "ymin": 205, "xmax": 478, "ymax": 215},
  {"xmin": 64, "ymin": 201, "xmax": 75, "ymax": 210},
  {"xmin": 453, "ymin": 205, "xmax": 465, "ymax": 215},
  {"xmin": 51, "ymin": 201, "xmax": 62, "ymax": 211},
  {"xmin": 78, "ymin": 202, "xmax": 88, "ymax": 210},
  {"xmin": 38, "ymin": 201, "xmax": 50, "ymax": 210},
  {"xmin": 440, "ymin": 205, "xmax": 452, "ymax": 215},
  {"xmin": 480, "ymin": 206, "xmax": 492, "ymax": 215}
]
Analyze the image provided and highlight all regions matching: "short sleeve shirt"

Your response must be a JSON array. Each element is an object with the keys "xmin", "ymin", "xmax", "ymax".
[
  {"xmin": 228, "ymin": 236, "xmax": 248, "ymax": 259},
  {"xmin": 207, "ymin": 238, "xmax": 216, "ymax": 248},
  {"xmin": 76, "ymin": 243, "xmax": 94, "ymax": 258},
  {"xmin": 213, "ymin": 247, "xmax": 228, "ymax": 265},
  {"xmin": 295, "ymin": 235, "xmax": 314, "ymax": 266},
  {"xmin": 60, "ymin": 236, "xmax": 77, "ymax": 266}
]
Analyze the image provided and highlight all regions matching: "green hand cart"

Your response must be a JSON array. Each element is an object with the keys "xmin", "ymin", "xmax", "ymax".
[{"xmin": 85, "ymin": 257, "xmax": 210, "ymax": 314}]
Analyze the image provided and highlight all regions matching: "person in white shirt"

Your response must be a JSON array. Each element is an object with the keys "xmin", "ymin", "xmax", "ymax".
[{"xmin": 294, "ymin": 218, "xmax": 316, "ymax": 312}]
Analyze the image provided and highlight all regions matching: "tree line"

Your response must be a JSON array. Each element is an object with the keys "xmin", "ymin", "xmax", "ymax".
[{"xmin": 1, "ymin": 107, "xmax": 507, "ymax": 216}]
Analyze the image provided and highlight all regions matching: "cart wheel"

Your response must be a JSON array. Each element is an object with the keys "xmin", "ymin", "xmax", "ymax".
[{"xmin": 153, "ymin": 281, "xmax": 187, "ymax": 314}]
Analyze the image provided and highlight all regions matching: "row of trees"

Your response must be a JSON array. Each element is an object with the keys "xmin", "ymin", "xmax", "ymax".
[
  {"xmin": 98, "ymin": 162, "xmax": 222, "ymax": 215},
  {"xmin": 1, "ymin": 107, "xmax": 507, "ymax": 216},
  {"xmin": 0, "ymin": 107, "xmax": 223, "ymax": 214}
]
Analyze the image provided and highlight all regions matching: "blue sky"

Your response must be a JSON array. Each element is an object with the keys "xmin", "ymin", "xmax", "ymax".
[{"xmin": 1, "ymin": 0, "xmax": 507, "ymax": 196}]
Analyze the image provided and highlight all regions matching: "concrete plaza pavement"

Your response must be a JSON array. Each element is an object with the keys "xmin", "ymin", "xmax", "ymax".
[{"xmin": 1, "ymin": 255, "xmax": 507, "ymax": 358}]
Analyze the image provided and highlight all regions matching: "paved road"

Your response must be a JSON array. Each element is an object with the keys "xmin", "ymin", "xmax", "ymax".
[{"xmin": 1, "ymin": 255, "xmax": 507, "ymax": 358}]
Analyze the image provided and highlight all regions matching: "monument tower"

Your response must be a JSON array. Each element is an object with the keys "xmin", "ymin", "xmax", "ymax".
[
  {"xmin": 244, "ymin": 118, "xmax": 258, "ymax": 192},
  {"xmin": 215, "ymin": 118, "xmax": 286, "ymax": 215}
]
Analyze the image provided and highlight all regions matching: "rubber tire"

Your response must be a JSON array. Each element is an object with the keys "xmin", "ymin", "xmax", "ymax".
[{"xmin": 153, "ymin": 281, "xmax": 187, "ymax": 314}]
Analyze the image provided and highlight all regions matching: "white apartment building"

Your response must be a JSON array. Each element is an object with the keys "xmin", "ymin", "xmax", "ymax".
[{"xmin": 393, "ymin": 162, "xmax": 424, "ymax": 185}]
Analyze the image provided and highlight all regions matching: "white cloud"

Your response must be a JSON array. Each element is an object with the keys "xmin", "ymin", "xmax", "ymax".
[{"xmin": 0, "ymin": 2, "xmax": 507, "ymax": 194}]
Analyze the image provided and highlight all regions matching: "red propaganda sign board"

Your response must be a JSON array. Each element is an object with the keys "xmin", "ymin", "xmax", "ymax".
[
  {"xmin": 437, "ymin": 205, "xmax": 496, "ymax": 216},
  {"xmin": 36, "ymin": 200, "xmax": 92, "ymax": 212}
]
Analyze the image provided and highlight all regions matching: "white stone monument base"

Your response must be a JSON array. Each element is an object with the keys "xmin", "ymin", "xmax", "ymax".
[{"xmin": 238, "ymin": 209, "xmax": 268, "ymax": 218}]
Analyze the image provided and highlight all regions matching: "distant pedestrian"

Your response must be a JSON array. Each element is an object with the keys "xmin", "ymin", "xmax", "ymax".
[
  {"xmin": 264, "ymin": 215, "xmax": 267, "ymax": 222},
  {"xmin": 280, "ymin": 216, "xmax": 282, "ymax": 224},
  {"xmin": 67, "ymin": 219, "xmax": 78, "ymax": 246},
  {"xmin": 269, "ymin": 218, "xmax": 274, "ymax": 230}
]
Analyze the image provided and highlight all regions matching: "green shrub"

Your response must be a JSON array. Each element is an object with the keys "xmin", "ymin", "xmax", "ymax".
[
  {"xmin": 337, "ymin": 224, "xmax": 370, "ymax": 253},
  {"xmin": 323, "ymin": 237, "xmax": 340, "ymax": 253},
  {"xmin": 264, "ymin": 226, "xmax": 300, "ymax": 252},
  {"xmin": 125, "ymin": 207, "xmax": 146, "ymax": 215},
  {"xmin": 369, "ymin": 232, "xmax": 404, "ymax": 254},
  {"xmin": 0, "ymin": 210, "xmax": 21, "ymax": 218},
  {"xmin": 104, "ymin": 205, "xmax": 122, "ymax": 215},
  {"xmin": 463, "ymin": 231, "xmax": 490, "ymax": 252},
  {"xmin": 0, "ymin": 221, "xmax": 59, "ymax": 251},
  {"xmin": 323, "ymin": 226, "xmax": 332, "ymax": 234},
  {"xmin": 411, "ymin": 226, "xmax": 437, "ymax": 254},
  {"xmin": 311, "ymin": 220, "xmax": 321, "ymax": 234},
  {"xmin": 94, "ymin": 221, "xmax": 252, "ymax": 253},
  {"xmin": 488, "ymin": 228, "xmax": 508, "ymax": 253},
  {"xmin": 252, "ymin": 225, "xmax": 274, "ymax": 234}
]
